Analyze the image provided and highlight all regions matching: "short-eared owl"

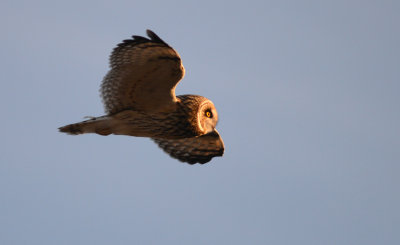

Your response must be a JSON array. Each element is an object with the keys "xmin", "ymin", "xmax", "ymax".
[{"xmin": 59, "ymin": 30, "xmax": 224, "ymax": 164}]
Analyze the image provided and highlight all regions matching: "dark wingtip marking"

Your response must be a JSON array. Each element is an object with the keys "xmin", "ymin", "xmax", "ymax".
[
  {"xmin": 146, "ymin": 29, "xmax": 168, "ymax": 45},
  {"xmin": 114, "ymin": 30, "xmax": 169, "ymax": 50},
  {"xmin": 131, "ymin": 35, "xmax": 149, "ymax": 42}
]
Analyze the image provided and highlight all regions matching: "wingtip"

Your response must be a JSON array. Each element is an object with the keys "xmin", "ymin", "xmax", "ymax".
[
  {"xmin": 146, "ymin": 29, "xmax": 168, "ymax": 45},
  {"xmin": 146, "ymin": 29, "xmax": 157, "ymax": 38},
  {"xmin": 146, "ymin": 29, "xmax": 154, "ymax": 35}
]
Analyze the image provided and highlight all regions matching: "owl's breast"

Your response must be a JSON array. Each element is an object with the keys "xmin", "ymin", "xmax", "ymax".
[{"xmin": 154, "ymin": 106, "xmax": 201, "ymax": 139}]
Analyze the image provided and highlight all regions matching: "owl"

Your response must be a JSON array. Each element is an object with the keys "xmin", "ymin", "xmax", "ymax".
[{"xmin": 59, "ymin": 30, "xmax": 224, "ymax": 164}]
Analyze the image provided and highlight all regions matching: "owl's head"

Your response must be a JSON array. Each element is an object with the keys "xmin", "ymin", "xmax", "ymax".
[
  {"xmin": 197, "ymin": 99, "xmax": 219, "ymax": 134},
  {"xmin": 178, "ymin": 95, "xmax": 219, "ymax": 135}
]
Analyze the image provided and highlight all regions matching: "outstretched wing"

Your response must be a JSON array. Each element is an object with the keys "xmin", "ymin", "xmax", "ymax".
[
  {"xmin": 152, "ymin": 130, "xmax": 225, "ymax": 164},
  {"xmin": 101, "ymin": 30, "xmax": 185, "ymax": 114}
]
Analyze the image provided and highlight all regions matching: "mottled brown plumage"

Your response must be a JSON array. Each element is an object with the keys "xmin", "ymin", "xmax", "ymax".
[{"xmin": 59, "ymin": 30, "xmax": 224, "ymax": 164}]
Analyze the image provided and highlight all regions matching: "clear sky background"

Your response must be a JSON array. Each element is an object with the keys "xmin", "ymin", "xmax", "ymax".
[{"xmin": 1, "ymin": 0, "xmax": 399, "ymax": 244}]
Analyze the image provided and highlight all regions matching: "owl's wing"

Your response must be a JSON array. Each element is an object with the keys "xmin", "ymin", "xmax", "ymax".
[
  {"xmin": 101, "ymin": 30, "xmax": 185, "ymax": 114},
  {"xmin": 152, "ymin": 130, "xmax": 225, "ymax": 164}
]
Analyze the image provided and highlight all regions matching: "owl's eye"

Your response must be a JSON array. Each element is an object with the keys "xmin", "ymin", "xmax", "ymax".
[{"xmin": 205, "ymin": 110, "xmax": 213, "ymax": 118}]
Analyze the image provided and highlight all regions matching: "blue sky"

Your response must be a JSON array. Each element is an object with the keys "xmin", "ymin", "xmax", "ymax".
[{"xmin": 1, "ymin": 0, "xmax": 399, "ymax": 244}]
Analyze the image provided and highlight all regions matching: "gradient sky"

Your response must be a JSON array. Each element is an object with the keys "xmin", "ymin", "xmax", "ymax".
[{"xmin": 1, "ymin": 1, "xmax": 399, "ymax": 244}]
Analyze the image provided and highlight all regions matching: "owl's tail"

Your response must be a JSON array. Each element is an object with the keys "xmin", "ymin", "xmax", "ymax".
[{"xmin": 58, "ymin": 116, "xmax": 113, "ymax": 136}]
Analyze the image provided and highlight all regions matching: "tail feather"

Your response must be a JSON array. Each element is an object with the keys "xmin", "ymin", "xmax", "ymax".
[
  {"xmin": 59, "ymin": 123, "xmax": 85, "ymax": 135},
  {"xmin": 58, "ymin": 117, "xmax": 112, "ymax": 136}
]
